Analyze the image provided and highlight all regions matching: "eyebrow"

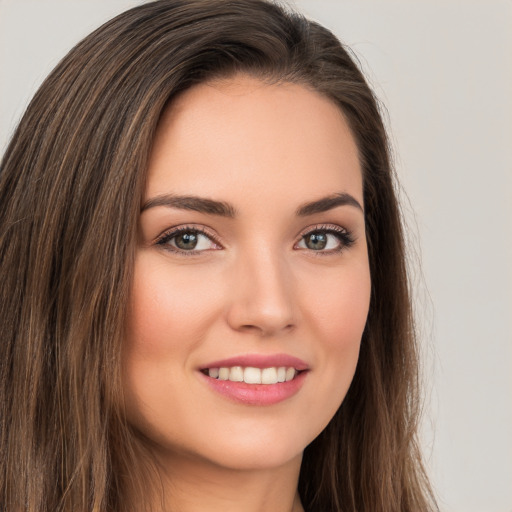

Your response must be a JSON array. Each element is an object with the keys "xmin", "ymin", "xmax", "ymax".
[
  {"xmin": 296, "ymin": 193, "xmax": 363, "ymax": 216},
  {"xmin": 141, "ymin": 194, "xmax": 237, "ymax": 217},
  {"xmin": 141, "ymin": 192, "xmax": 363, "ymax": 217}
]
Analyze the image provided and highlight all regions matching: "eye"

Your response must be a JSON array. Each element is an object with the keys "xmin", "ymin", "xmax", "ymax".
[
  {"xmin": 156, "ymin": 227, "xmax": 221, "ymax": 254},
  {"xmin": 296, "ymin": 226, "xmax": 355, "ymax": 253}
]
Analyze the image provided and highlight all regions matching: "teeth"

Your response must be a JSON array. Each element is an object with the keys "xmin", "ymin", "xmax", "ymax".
[
  {"xmin": 261, "ymin": 367, "xmax": 278, "ymax": 384},
  {"xmin": 229, "ymin": 366, "xmax": 244, "ymax": 382},
  {"xmin": 244, "ymin": 367, "xmax": 262, "ymax": 384},
  {"xmin": 285, "ymin": 367, "xmax": 296, "ymax": 382},
  {"xmin": 207, "ymin": 366, "xmax": 298, "ymax": 384}
]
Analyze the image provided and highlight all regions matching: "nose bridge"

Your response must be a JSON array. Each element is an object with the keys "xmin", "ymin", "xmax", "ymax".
[{"xmin": 227, "ymin": 242, "xmax": 296, "ymax": 335}]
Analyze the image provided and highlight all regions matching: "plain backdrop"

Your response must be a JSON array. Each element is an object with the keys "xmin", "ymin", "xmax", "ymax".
[{"xmin": 1, "ymin": 1, "xmax": 511, "ymax": 511}]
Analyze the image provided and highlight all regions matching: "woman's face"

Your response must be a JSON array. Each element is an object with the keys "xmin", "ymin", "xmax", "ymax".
[{"xmin": 123, "ymin": 75, "xmax": 371, "ymax": 471}]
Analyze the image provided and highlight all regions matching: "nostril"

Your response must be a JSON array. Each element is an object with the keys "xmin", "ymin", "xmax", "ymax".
[{"xmin": 236, "ymin": 322, "xmax": 295, "ymax": 337}]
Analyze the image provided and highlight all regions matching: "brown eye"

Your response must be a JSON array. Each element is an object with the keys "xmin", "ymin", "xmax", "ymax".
[{"xmin": 175, "ymin": 232, "xmax": 199, "ymax": 250}]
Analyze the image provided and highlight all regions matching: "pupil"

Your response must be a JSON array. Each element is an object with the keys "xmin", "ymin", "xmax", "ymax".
[
  {"xmin": 307, "ymin": 233, "xmax": 327, "ymax": 250},
  {"xmin": 176, "ymin": 232, "xmax": 198, "ymax": 250}
]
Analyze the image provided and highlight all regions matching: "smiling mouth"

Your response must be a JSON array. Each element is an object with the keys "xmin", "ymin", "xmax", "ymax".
[{"xmin": 201, "ymin": 366, "xmax": 302, "ymax": 384}]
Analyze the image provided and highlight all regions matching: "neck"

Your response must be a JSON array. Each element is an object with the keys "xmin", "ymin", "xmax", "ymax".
[{"xmin": 125, "ymin": 447, "xmax": 305, "ymax": 512}]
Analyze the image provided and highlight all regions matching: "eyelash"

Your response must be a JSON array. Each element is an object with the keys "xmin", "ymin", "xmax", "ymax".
[
  {"xmin": 155, "ymin": 225, "xmax": 221, "ymax": 256},
  {"xmin": 154, "ymin": 224, "xmax": 355, "ymax": 256},
  {"xmin": 297, "ymin": 224, "xmax": 356, "ymax": 255}
]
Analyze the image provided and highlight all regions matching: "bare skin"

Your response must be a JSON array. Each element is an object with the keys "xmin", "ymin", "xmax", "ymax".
[
  {"xmin": 123, "ymin": 74, "xmax": 370, "ymax": 511},
  {"xmin": 152, "ymin": 451, "xmax": 304, "ymax": 512}
]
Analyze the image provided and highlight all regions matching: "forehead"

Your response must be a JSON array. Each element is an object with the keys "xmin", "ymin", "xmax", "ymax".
[{"xmin": 146, "ymin": 75, "xmax": 363, "ymax": 206}]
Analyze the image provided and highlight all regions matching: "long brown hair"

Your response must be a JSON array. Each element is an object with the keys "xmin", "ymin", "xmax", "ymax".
[{"xmin": 0, "ymin": 1, "xmax": 437, "ymax": 510}]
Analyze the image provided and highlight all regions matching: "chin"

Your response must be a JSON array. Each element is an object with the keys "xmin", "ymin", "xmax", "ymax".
[
  {"xmin": 144, "ymin": 422, "xmax": 311, "ymax": 473},
  {"xmin": 196, "ymin": 441, "xmax": 305, "ymax": 472}
]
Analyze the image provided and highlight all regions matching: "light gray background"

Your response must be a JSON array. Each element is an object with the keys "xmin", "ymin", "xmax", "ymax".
[{"xmin": 1, "ymin": 1, "xmax": 511, "ymax": 511}]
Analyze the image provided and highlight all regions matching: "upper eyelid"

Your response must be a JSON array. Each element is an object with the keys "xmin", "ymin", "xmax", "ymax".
[
  {"xmin": 153, "ymin": 222, "xmax": 353, "ymax": 250},
  {"xmin": 154, "ymin": 224, "xmax": 221, "ymax": 245},
  {"xmin": 296, "ymin": 223, "xmax": 349, "ymax": 239},
  {"xmin": 295, "ymin": 223, "xmax": 356, "ymax": 248},
  {"xmin": 154, "ymin": 227, "xmax": 223, "ymax": 256}
]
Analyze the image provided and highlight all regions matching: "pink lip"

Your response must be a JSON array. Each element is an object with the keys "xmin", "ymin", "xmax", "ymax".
[
  {"xmin": 198, "ymin": 353, "xmax": 309, "ymax": 406},
  {"xmin": 200, "ymin": 353, "xmax": 309, "ymax": 371},
  {"xmin": 199, "ymin": 370, "xmax": 308, "ymax": 406}
]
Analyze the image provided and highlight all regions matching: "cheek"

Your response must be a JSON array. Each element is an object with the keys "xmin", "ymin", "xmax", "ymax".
[
  {"xmin": 121, "ymin": 254, "xmax": 224, "ymax": 429},
  {"xmin": 298, "ymin": 258, "xmax": 371, "ymax": 410},
  {"xmin": 302, "ymin": 260, "xmax": 371, "ymax": 347},
  {"xmin": 125, "ymin": 253, "xmax": 222, "ymax": 356}
]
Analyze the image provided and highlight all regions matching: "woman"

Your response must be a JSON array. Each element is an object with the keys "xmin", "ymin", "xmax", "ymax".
[{"xmin": 0, "ymin": 1, "xmax": 437, "ymax": 511}]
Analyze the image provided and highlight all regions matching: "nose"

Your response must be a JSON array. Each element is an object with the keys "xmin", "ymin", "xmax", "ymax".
[{"xmin": 226, "ymin": 247, "xmax": 297, "ymax": 337}]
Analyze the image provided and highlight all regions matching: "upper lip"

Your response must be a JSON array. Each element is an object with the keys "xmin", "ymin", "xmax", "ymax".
[{"xmin": 200, "ymin": 353, "xmax": 309, "ymax": 371}]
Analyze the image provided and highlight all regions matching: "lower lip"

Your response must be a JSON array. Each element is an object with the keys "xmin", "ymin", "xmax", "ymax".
[{"xmin": 199, "ymin": 371, "xmax": 308, "ymax": 406}]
